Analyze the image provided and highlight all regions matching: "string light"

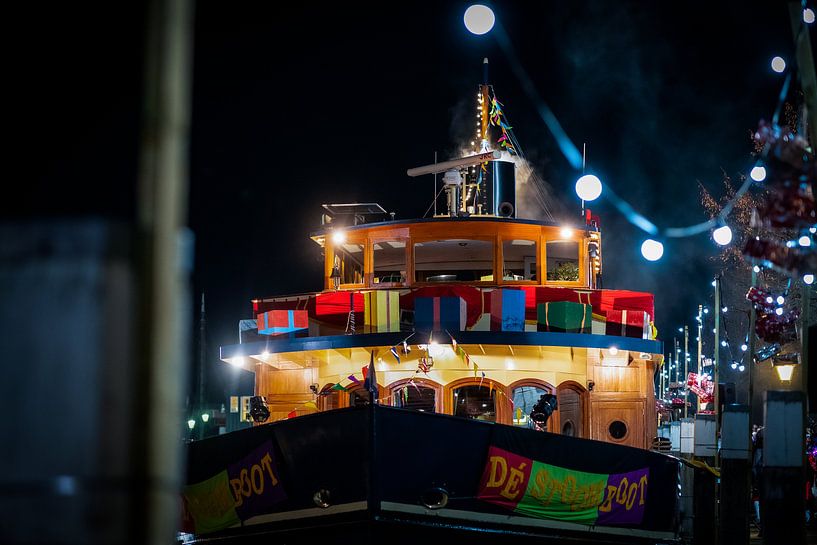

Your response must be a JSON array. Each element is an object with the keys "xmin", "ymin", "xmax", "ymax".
[
  {"xmin": 798, "ymin": 235, "xmax": 811, "ymax": 247},
  {"xmin": 750, "ymin": 165, "xmax": 767, "ymax": 182},
  {"xmin": 713, "ymin": 225, "xmax": 733, "ymax": 246},
  {"xmin": 805, "ymin": 8, "xmax": 815, "ymax": 23},
  {"xmin": 771, "ymin": 56, "xmax": 786, "ymax": 73},
  {"xmin": 641, "ymin": 239, "xmax": 664, "ymax": 261},
  {"xmin": 805, "ymin": 274, "xmax": 815, "ymax": 285}
]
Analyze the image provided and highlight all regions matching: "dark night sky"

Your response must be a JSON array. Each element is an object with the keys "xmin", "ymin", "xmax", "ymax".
[{"xmin": 8, "ymin": 2, "xmax": 808, "ymax": 404}]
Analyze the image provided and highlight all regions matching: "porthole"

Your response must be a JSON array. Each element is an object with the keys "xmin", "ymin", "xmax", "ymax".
[{"xmin": 609, "ymin": 420, "xmax": 628, "ymax": 440}]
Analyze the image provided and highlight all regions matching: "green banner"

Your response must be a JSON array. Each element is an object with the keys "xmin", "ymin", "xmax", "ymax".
[{"xmin": 183, "ymin": 470, "xmax": 240, "ymax": 534}]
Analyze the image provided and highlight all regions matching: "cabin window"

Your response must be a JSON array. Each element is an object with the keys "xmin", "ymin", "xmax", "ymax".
[
  {"xmin": 453, "ymin": 385, "xmax": 495, "ymax": 421},
  {"xmin": 349, "ymin": 388, "xmax": 371, "ymax": 407},
  {"xmin": 414, "ymin": 239, "xmax": 493, "ymax": 282},
  {"xmin": 337, "ymin": 243, "xmax": 365, "ymax": 285},
  {"xmin": 393, "ymin": 384, "xmax": 436, "ymax": 412},
  {"xmin": 373, "ymin": 240, "xmax": 406, "ymax": 284},
  {"xmin": 502, "ymin": 239, "xmax": 537, "ymax": 281},
  {"xmin": 609, "ymin": 420, "xmax": 628, "ymax": 440},
  {"xmin": 511, "ymin": 385, "xmax": 548, "ymax": 428},
  {"xmin": 546, "ymin": 241, "xmax": 579, "ymax": 282},
  {"xmin": 319, "ymin": 385, "xmax": 340, "ymax": 411}
]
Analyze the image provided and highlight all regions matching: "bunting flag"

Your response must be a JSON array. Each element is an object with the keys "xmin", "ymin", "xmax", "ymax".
[
  {"xmin": 303, "ymin": 401, "xmax": 318, "ymax": 411},
  {"xmin": 390, "ymin": 346, "xmax": 401, "ymax": 364},
  {"xmin": 489, "ymin": 95, "xmax": 517, "ymax": 155},
  {"xmin": 287, "ymin": 410, "xmax": 297, "ymax": 419},
  {"xmin": 402, "ymin": 341, "xmax": 411, "ymax": 355},
  {"xmin": 348, "ymin": 374, "xmax": 360, "ymax": 384},
  {"xmin": 362, "ymin": 366, "xmax": 368, "ymax": 381},
  {"xmin": 331, "ymin": 383, "xmax": 347, "ymax": 391},
  {"xmin": 473, "ymin": 362, "xmax": 479, "ymax": 378},
  {"xmin": 479, "ymin": 371, "xmax": 485, "ymax": 388}
]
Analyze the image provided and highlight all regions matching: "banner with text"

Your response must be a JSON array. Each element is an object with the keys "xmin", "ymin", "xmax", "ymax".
[{"xmin": 478, "ymin": 446, "xmax": 649, "ymax": 526}]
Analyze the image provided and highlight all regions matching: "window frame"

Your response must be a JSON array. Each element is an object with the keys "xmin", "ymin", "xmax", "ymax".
[{"xmin": 387, "ymin": 377, "xmax": 442, "ymax": 413}]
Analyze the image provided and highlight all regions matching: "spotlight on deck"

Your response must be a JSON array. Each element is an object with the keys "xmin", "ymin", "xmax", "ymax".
[
  {"xmin": 420, "ymin": 487, "xmax": 450, "ymax": 510},
  {"xmin": 249, "ymin": 396, "xmax": 271, "ymax": 423},
  {"xmin": 313, "ymin": 489, "xmax": 332, "ymax": 508},
  {"xmin": 530, "ymin": 393, "xmax": 558, "ymax": 431},
  {"xmin": 464, "ymin": 4, "xmax": 495, "ymax": 35}
]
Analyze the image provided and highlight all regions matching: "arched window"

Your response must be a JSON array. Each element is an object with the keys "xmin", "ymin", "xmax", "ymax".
[
  {"xmin": 389, "ymin": 378, "xmax": 441, "ymax": 413},
  {"xmin": 318, "ymin": 384, "xmax": 340, "ymax": 411},
  {"xmin": 509, "ymin": 379, "xmax": 555, "ymax": 431},
  {"xmin": 453, "ymin": 385, "xmax": 496, "ymax": 421},
  {"xmin": 556, "ymin": 381, "xmax": 587, "ymax": 438}
]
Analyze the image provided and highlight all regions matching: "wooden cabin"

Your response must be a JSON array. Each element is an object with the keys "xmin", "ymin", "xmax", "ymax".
[{"xmin": 221, "ymin": 214, "xmax": 662, "ymax": 450}]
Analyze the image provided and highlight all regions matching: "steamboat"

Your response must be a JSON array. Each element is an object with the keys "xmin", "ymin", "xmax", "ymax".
[{"xmin": 180, "ymin": 64, "xmax": 680, "ymax": 544}]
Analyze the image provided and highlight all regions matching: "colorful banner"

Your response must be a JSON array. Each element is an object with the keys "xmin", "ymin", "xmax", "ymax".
[
  {"xmin": 184, "ymin": 441, "xmax": 286, "ymax": 534},
  {"xmin": 478, "ymin": 446, "xmax": 648, "ymax": 526}
]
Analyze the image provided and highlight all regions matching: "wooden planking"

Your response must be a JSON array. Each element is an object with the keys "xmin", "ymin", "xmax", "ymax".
[{"xmin": 590, "ymin": 400, "xmax": 646, "ymax": 449}]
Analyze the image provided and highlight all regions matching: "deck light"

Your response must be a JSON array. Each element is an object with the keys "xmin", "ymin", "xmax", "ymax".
[
  {"xmin": 640, "ymin": 239, "xmax": 663, "ymax": 261},
  {"xmin": 713, "ymin": 225, "xmax": 733, "ymax": 246},
  {"xmin": 332, "ymin": 230, "xmax": 346, "ymax": 244},
  {"xmin": 464, "ymin": 5, "xmax": 495, "ymax": 35},
  {"xmin": 575, "ymin": 174, "xmax": 602, "ymax": 202},
  {"xmin": 608, "ymin": 346, "xmax": 619, "ymax": 356},
  {"xmin": 560, "ymin": 227, "xmax": 573, "ymax": 239}
]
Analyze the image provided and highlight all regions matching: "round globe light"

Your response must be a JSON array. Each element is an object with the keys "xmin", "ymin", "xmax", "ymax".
[
  {"xmin": 750, "ymin": 166, "xmax": 766, "ymax": 182},
  {"xmin": 464, "ymin": 5, "xmax": 495, "ymax": 35},
  {"xmin": 804, "ymin": 274, "xmax": 815, "ymax": 285},
  {"xmin": 575, "ymin": 174, "xmax": 602, "ymax": 201},
  {"xmin": 739, "ymin": 365, "xmax": 745, "ymax": 372},
  {"xmin": 805, "ymin": 8, "xmax": 815, "ymax": 24},
  {"xmin": 640, "ymin": 239, "xmax": 664, "ymax": 261},
  {"xmin": 713, "ymin": 225, "xmax": 733, "ymax": 246},
  {"xmin": 771, "ymin": 56, "xmax": 786, "ymax": 73},
  {"xmin": 798, "ymin": 235, "xmax": 811, "ymax": 247}
]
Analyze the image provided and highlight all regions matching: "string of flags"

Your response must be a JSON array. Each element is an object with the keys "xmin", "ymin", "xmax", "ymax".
[
  {"xmin": 288, "ymin": 331, "xmax": 519, "ymax": 417},
  {"xmin": 489, "ymin": 94, "xmax": 517, "ymax": 155}
]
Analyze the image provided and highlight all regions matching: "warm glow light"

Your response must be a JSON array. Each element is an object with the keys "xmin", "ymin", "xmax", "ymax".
[
  {"xmin": 230, "ymin": 356, "xmax": 245, "ymax": 367},
  {"xmin": 560, "ymin": 227, "xmax": 574, "ymax": 239},
  {"xmin": 775, "ymin": 364, "xmax": 795, "ymax": 382},
  {"xmin": 575, "ymin": 174, "xmax": 603, "ymax": 201},
  {"xmin": 713, "ymin": 225, "xmax": 733, "ymax": 246},
  {"xmin": 608, "ymin": 346, "xmax": 619, "ymax": 356},
  {"xmin": 463, "ymin": 4, "xmax": 495, "ymax": 35},
  {"xmin": 750, "ymin": 166, "xmax": 767, "ymax": 182},
  {"xmin": 332, "ymin": 230, "xmax": 347, "ymax": 244},
  {"xmin": 641, "ymin": 239, "xmax": 664, "ymax": 261},
  {"xmin": 771, "ymin": 56, "xmax": 786, "ymax": 73}
]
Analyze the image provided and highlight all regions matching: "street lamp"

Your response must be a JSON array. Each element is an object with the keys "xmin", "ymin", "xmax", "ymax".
[
  {"xmin": 187, "ymin": 419, "xmax": 196, "ymax": 430},
  {"xmin": 201, "ymin": 412, "xmax": 210, "ymax": 423}
]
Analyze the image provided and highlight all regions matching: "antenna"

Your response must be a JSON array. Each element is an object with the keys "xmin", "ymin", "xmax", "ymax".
[{"xmin": 433, "ymin": 151, "xmax": 437, "ymax": 217}]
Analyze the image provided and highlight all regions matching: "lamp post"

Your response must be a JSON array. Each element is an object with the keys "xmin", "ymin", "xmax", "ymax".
[{"xmin": 186, "ymin": 419, "xmax": 195, "ymax": 443}]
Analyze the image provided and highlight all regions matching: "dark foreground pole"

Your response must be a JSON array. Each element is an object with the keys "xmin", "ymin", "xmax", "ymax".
[
  {"xmin": 693, "ymin": 466, "xmax": 718, "ymax": 545},
  {"xmin": 762, "ymin": 391, "xmax": 805, "ymax": 545},
  {"xmin": 720, "ymin": 404, "xmax": 750, "ymax": 545}
]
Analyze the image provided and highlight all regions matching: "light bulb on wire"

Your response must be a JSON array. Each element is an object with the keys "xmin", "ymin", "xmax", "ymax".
[
  {"xmin": 575, "ymin": 174, "xmax": 602, "ymax": 201},
  {"xmin": 713, "ymin": 225, "xmax": 733, "ymax": 246},
  {"xmin": 771, "ymin": 56, "xmax": 786, "ymax": 73},
  {"xmin": 641, "ymin": 239, "xmax": 664, "ymax": 261},
  {"xmin": 750, "ymin": 166, "xmax": 767, "ymax": 182},
  {"xmin": 463, "ymin": 5, "xmax": 496, "ymax": 35}
]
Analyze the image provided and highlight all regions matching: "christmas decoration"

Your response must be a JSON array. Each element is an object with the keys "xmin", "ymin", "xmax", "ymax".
[
  {"xmin": 755, "ymin": 308, "xmax": 799, "ymax": 344},
  {"xmin": 753, "ymin": 343, "xmax": 781, "ymax": 363}
]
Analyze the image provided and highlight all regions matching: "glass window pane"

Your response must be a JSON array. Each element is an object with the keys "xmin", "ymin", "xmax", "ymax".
[
  {"xmin": 512, "ymin": 386, "xmax": 547, "ymax": 428},
  {"xmin": 393, "ymin": 384, "xmax": 436, "ymax": 412},
  {"xmin": 337, "ymin": 243, "xmax": 364, "ymax": 284},
  {"xmin": 373, "ymin": 240, "xmax": 406, "ymax": 284},
  {"xmin": 414, "ymin": 239, "xmax": 493, "ymax": 282},
  {"xmin": 349, "ymin": 388, "xmax": 371, "ymax": 407},
  {"xmin": 503, "ymin": 239, "xmax": 537, "ymax": 281},
  {"xmin": 453, "ymin": 385, "xmax": 496, "ymax": 421},
  {"xmin": 546, "ymin": 241, "xmax": 579, "ymax": 281}
]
